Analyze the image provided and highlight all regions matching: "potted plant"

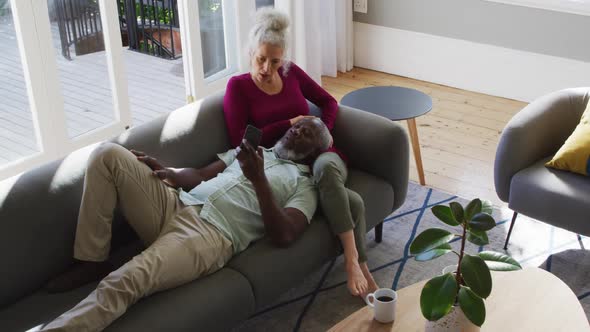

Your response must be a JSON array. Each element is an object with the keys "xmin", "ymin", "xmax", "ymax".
[{"xmin": 409, "ymin": 199, "xmax": 522, "ymax": 331}]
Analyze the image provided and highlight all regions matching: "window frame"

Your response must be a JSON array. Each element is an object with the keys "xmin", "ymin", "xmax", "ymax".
[{"xmin": 178, "ymin": 0, "xmax": 255, "ymax": 101}]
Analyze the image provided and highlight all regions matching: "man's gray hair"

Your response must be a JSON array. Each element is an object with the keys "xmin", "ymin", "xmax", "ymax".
[
  {"xmin": 248, "ymin": 7, "xmax": 291, "ymax": 73},
  {"xmin": 313, "ymin": 118, "xmax": 332, "ymax": 151},
  {"xmin": 274, "ymin": 118, "xmax": 333, "ymax": 161}
]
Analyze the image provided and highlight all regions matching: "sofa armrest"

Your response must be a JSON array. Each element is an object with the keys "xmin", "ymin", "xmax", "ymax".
[
  {"xmin": 0, "ymin": 91, "xmax": 231, "ymax": 307},
  {"xmin": 332, "ymin": 105, "xmax": 410, "ymax": 211},
  {"xmin": 494, "ymin": 87, "xmax": 590, "ymax": 202}
]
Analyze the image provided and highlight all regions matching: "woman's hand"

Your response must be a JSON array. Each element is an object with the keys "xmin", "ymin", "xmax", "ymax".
[
  {"xmin": 236, "ymin": 140, "xmax": 266, "ymax": 185},
  {"xmin": 289, "ymin": 115, "xmax": 316, "ymax": 126},
  {"xmin": 131, "ymin": 149, "xmax": 178, "ymax": 187}
]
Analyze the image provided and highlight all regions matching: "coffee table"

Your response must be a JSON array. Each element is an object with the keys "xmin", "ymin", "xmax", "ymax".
[
  {"xmin": 340, "ymin": 87, "xmax": 432, "ymax": 186},
  {"xmin": 328, "ymin": 267, "xmax": 589, "ymax": 331}
]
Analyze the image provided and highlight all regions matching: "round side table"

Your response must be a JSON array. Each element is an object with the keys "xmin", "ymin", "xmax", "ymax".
[{"xmin": 341, "ymin": 86, "xmax": 433, "ymax": 185}]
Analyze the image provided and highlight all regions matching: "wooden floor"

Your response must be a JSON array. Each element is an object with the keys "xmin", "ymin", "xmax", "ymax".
[
  {"xmin": 0, "ymin": 16, "xmax": 185, "ymax": 165},
  {"xmin": 321, "ymin": 68, "xmax": 528, "ymax": 208}
]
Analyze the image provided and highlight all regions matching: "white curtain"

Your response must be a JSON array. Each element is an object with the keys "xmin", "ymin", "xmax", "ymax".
[{"xmin": 275, "ymin": 0, "xmax": 353, "ymax": 83}]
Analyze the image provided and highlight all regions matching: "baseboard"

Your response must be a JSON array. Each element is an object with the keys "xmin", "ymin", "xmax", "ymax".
[{"xmin": 353, "ymin": 22, "xmax": 590, "ymax": 102}]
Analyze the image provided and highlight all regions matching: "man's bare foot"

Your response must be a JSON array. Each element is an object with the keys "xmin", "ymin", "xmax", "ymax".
[
  {"xmin": 359, "ymin": 262, "xmax": 379, "ymax": 301},
  {"xmin": 45, "ymin": 260, "xmax": 115, "ymax": 293},
  {"xmin": 346, "ymin": 259, "xmax": 369, "ymax": 296}
]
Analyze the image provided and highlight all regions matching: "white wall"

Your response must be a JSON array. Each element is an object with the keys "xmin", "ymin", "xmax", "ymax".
[{"xmin": 354, "ymin": 22, "xmax": 590, "ymax": 102}]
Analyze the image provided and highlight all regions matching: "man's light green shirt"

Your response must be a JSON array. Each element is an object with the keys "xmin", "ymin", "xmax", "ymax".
[{"xmin": 178, "ymin": 148, "xmax": 317, "ymax": 253}]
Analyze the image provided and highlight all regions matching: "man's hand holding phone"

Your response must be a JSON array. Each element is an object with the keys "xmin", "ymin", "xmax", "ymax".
[{"xmin": 236, "ymin": 125, "xmax": 265, "ymax": 184}]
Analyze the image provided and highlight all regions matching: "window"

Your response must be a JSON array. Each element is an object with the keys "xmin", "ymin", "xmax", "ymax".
[
  {"xmin": 118, "ymin": 0, "xmax": 187, "ymax": 126},
  {"xmin": 484, "ymin": 0, "xmax": 590, "ymax": 16},
  {"xmin": 198, "ymin": 0, "xmax": 227, "ymax": 78},
  {"xmin": 1, "ymin": 0, "xmax": 251, "ymax": 180},
  {"xmin": 1, "ymin": 0, "xmax": 131, "ymax": 180},
  {"xmin": 178, "ymin": 0, "xmax": 244, "ymax": 100},
  {"xmin": 0, "ymin": 1, "xmax": 40, "ymax": 168},
  {"xmin": 47, "ymin": 0, "xmax": 116, "ymax": 139},
  {"xmin": 256, "ymin": 0, "xmax": 274, "ymax": 9}
]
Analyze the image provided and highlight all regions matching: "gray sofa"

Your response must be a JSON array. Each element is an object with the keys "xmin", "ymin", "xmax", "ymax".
[
  {"xmin": 494, "ymin": 87, "xmax": 590, "ymax": 248},
  {"xmin": 0, "ymin": 91, "xmax": 409, "ymax": 331}
]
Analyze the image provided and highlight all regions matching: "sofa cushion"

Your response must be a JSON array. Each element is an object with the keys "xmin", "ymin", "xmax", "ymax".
[
  {"xmin": 510, "ymin": 158, "xmax": 590, "ymax": 236},
  {"xmin": 0, "ymin": 282, "xmax": 96, "ymax": 332},
  {"xmin": 111, "ymin": 91, "xmax": 230, "ymax": 170},
  {"xmin": 546, "ymin": 101, "xmax": 590, "ymax": 176},
  {"xmin": 227, "ymin": 169, "xmax": 394, "ymax": 309},
  {"xmin": 105, "ymin": 268, "xmax": 254, "ymax": 332},
  {"xmin": 346, "ymin": 169, "xmax": 394, "ymax": 231},
  {"xmin": 0, "ymin": 92, "xmax": 231, "ymax": 307},
  {"xmin": 0, "ymin": 268, "xmax": 254, "ymax": 332},
  {"xmin": 227, "ymin": 214, "xmax": 338, "ymax": 310}
]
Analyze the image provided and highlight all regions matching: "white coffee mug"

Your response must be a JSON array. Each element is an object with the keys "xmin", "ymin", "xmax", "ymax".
[{"xmin": 365, "ymin": 288, "xmax": 398, "ymax": 323}]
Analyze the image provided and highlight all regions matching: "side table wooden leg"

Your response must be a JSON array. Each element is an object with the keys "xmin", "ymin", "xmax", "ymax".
[{"xmin": 407, "ymin": 118, "xmax": 426, "ymax": 185}]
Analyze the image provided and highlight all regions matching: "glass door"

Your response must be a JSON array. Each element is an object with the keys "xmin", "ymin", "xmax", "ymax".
[
  {"xmin": 47, "ymin": 0, "xmax": 117, "ymax": 139},
  {"xmin": 1, "ymin": 0, "xmax": 131, "ymax": 180},
  {"xmin": 1, "ymin": 0, "xmax": 256, "ymax": 180},
  {"xmin": 118, "ymin": 0, "xmax": 187, "ymax": 126},
  {"xmin": 0, "ymin": 1, "xmax": 41, "ymax": 170},
  {"xmin": 179, "ymin": 0, "xmax": 251, "ymax": 101}
]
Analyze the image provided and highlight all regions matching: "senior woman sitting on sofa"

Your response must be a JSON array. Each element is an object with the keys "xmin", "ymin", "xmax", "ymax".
[
  {"xmin": 41, "ymin": 118, "xmax": 330, "ymax": 332},
  {"xmin": 223, "ymin": 7, "xmax": 378, "ymax": 299}
]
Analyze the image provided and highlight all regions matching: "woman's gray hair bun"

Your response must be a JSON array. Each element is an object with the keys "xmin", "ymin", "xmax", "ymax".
[
  {"xmin": 248, "ymin": 7, "xmax": 291, "ymax": 73},
  {"xmin": 255, "ymin": 7, "xmax": 289, "ymax": 32}
]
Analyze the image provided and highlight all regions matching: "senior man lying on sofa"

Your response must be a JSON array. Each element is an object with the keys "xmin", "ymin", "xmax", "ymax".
[{"xmin": 41, "ymin": 118, "xmax": 331, "ymax": 332}]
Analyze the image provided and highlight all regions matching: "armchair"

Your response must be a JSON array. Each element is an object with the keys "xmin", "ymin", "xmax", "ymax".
[{"xmin": 494, "ymin": 87, "xmax": 590, "ymax": 248}]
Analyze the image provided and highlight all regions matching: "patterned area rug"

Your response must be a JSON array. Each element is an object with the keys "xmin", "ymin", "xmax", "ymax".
[{"xmin": 232, "ymin": 182, "xmax": 590, "ymax": 331}]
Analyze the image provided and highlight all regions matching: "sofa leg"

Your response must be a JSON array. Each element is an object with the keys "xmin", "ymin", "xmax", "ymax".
[
  {"xmin": 503, "ymin": 212, "xmax": 518, "ymax": 250},
  {"xmin": 375, "ymin": 222, "xmax": 383, "ymax": 243}
]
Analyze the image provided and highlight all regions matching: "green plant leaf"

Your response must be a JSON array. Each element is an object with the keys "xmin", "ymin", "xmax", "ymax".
[
  {"xmin": 415, "ymin": 243, "xmax": 452, "ymax": 261},
  {"xmin": 461, "ymin": 254, "xmax": 492, "ymax": 299},
  {"xmin": 469, "ymin": 213, "xmax": 496, "ymax": 231},
  {"xmin": 458, "ymin": 286, "xmax": 486, "ymax": 326},
  {"xmin": 431, "ymin": 205, "xmax": 460, "ymax": 226},
  {"xmin": 478, "ymin": 251, "xmax": 522, "ymax": 271},
  {"xmin": 481, "ymin": 200, "xmax": 493, "ymax": 215},
  {"xmin": 467, "ymin": 229, "xmax": 489, "ymax": 246},
  {"xmin": 449, "ymin": 202, "xmax": 465, "ymax": 223},
  {"xmin": 464, "ymin": 198, "xmax": 482, "ymax": 222},
  {"xmin": 420, "ymin": 273, "xmax": 458, "ymax": 321},
  {"xmin": 410, "ymin": 229, "xmax": 455, "ymax": 255}
]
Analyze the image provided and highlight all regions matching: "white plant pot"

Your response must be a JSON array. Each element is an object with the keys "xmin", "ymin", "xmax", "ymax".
[
  {"xmin": 424, "ymin": 306, "xmax": 480, "ymax": 332},
  {"xmin": 442, "ymin": 265, "xmax": 458, "ymax": 275}
]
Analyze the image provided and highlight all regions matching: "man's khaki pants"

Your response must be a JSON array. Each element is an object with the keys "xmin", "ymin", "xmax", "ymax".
[{"xmin": 43, "ymin": 143, "xmax": 233, "ymax": 332}]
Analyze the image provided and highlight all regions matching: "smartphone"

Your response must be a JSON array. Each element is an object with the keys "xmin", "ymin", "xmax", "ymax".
[{"xmin": 243, "ymin": 125, "xmax": 262, "ymax": 148}]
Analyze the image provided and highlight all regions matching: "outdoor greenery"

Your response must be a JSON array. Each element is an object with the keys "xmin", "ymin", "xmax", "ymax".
[
  {"xmin": 138, "ymin": 40, "xmax": 157, "ymax": 54},
  {"xmin": 119, "ymin": 0, "xmax": 175, "ymax": 25},
  {"xmin": 0, "ymin": 0, "xmax": 9, "ymax": 17},
  {"xmin": 118, "ymin": 0, "xmax": 221, "ymax": 25},
  {"xmin": 200, "ymin": 0, "xmax": 221, "ymax": 12},
  {"xmin": 137, "ymin": 3, "xmax": 173, "ymax": 24},
  {"xmin": 410, "ymin": 199, "xmax": 522, "ymax": 327}
]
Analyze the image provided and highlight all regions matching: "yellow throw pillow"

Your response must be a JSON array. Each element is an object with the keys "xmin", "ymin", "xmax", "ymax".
[{"xmin": 546, "ymin": 101, "xmax": 590, "ymax": 176}]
